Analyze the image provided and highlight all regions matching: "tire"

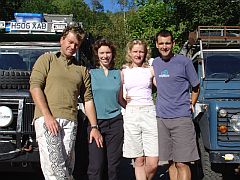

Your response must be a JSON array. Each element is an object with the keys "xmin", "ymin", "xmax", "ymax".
[
  {"xmin": 198, "ymin": 135, "xmax": 222, "ymax": 180},
  {"xmin": 0, "ymin": 70, "xmax": 30, "ymax": 89}
]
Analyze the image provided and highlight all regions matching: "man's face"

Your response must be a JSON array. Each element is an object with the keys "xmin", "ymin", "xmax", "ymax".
[
  {"xmin": 60, "ymin": 32, "xmax": 81, "ymax": 59},
  {"xmin": 156, "ymin": 35, "xmax": 175, "ymax": 60}
]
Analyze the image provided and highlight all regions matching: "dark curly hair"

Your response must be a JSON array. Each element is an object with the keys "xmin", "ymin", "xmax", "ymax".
[{"xmin": 92, "ymin": 38, "xmax": 116, "ymax": 68}]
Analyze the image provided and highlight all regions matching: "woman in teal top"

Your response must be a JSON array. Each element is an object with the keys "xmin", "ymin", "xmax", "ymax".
[{"xmin": 87, "ymin": 38, "xmax": 126, "ymax": 180}]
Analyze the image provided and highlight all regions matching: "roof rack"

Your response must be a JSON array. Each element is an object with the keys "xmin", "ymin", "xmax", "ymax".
[
  {"xmin": 197, "ymin": 26, "xmax": 240, "ymax": 40},
  {"xmin": 188, "ymin": 26, "xmax": 240, "ymax": 49}
]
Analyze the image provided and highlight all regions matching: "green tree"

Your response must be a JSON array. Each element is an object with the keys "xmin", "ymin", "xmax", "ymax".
[
  {"xmin": 125, "ymin": 0, "xmax": 240, "ymax": 54},
  {"xmin": 0, "ymin": 0, "xmax": 22, "ymax": 20},
  {"xmin": 91, "ymin": 0, "xmax": 104, "ymax": 12},
  {"xmin": 172, "ymin": 0, "xmax": 240, "ymax": 31},
  {"xmin": 126, "ymin": 1, "xmax": 185, "ymax": 54},
  {"xmin": 18, "ymin": 0, "xmax": 58, "ymax": 14}
]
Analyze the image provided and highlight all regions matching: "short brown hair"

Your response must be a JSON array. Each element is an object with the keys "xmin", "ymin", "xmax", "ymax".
[
  {"xmin": 61, "ymin": 25, "xmax": 85, "ymax": 42},
  {"xmin": 155, "ymin": 29, "xmax": 174, "ymax": 43}
]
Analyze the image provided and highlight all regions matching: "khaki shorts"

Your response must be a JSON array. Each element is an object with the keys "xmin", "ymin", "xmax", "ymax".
[
  {"xmin": 157, "ymin": 117, "xmax": 199, "ymax": 162},
  {"xmin": 123, "ymin": 105, "xmax": 158, "ymax": 158}
]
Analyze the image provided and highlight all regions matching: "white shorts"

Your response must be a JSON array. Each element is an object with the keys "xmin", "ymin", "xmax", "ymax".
[{"xmin": 123, "ymin": 105, "xmax": 158, "ymax": 158}]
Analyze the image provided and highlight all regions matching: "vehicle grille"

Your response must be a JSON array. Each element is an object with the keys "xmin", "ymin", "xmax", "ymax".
[
  {"xmin": 23, "ymin": 99, "xmax": 35, "ymax": 133},
  {"xmin": 0, "ymin": 98, "xmax": 35, "ymax": 139},
  {"xmin": 217, "ymin": 108, "xmax": 240, "ymax": 143}
]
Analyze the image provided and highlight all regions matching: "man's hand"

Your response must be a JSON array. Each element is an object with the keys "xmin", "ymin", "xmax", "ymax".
[
  {"xmin": 190, "ymin": 103, "xmax": 195, "ymax": 113},
  {"xmin": 84, "ymin": 100, "xmax": 103, "ymax": 148},
  {"xmin": 44, "ymin": 114, "xmax": 59, "ymax": 136},
  {"xmin": 126, "ymin": 95, "xmax": 132, "ymax": 103},
  {"xmin": 30, "ymin": 87, "xmax": 59, "ymax": 135},
  {"xmin": 89, "ymin": 128, "xmax": 103, "ymax": 148}
]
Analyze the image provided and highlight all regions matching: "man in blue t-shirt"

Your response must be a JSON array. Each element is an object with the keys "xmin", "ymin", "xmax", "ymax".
[{"xmin": 152, "ymin": 30, "xmax": 200, "ymax": 180}]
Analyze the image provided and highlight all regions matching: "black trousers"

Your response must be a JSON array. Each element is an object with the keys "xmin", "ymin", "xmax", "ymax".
[{"xmin": 87, "ymin": 114, "xmax": 124, "ymax": 180}]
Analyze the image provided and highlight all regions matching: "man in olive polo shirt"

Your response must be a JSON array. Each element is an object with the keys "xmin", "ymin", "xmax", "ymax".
[{"xmin": 30, "ymin": 25, "xmax": 103, "ymax": 180}]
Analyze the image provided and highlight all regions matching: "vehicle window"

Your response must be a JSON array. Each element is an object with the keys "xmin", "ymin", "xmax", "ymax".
[
  {"xmin": 0, "ymin": 54, "xmax": 26, "ymax": 70},
  {"xmin": 204, "ymin": 52, "xmax": 240, "ymax": 78},
  {"xmin": 0, "ymin": 47, "xmax": 59, "ymax": 71}
]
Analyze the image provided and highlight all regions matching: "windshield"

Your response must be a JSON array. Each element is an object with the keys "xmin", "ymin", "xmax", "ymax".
[
  {"xmin": 0, "ymin": 46, "xmax": 60, "ymax": 71},
  {"xmin": 204, "ymin": 51, "xmax": 240, "ymax": 79}
]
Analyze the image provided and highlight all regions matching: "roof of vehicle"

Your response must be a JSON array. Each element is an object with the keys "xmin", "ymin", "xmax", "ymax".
[
  {"xmin": 0, "ymin": 33, "xmax": 61, "ymax": 42},
  {"xmin": 0, "ymin": 33, "xmax": 61, "ymax": 43}
]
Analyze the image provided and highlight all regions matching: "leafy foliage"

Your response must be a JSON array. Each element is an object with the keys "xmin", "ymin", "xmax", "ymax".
[
  {"xmin": 126, "ymin": 1, "xmax": 186, "ymax": 54},
  {"xmin": 17, "ymin": 0, "xmax": 58, "ymax": 14},
  {"xmin": 172, "ymin": 0, "xmax": 240, "ymax": 31},
  {"xmin": 0, "ymin": 0, "xmax": 22, "ymax": 20}
]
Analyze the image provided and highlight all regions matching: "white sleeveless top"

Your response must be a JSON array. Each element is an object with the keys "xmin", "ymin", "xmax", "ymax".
[{"xmin": 122, "ymin": 67, "xmax": 154, "ymax": 105}]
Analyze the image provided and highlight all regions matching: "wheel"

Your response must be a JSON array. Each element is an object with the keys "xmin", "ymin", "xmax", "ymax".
[{"xmin": 198, "ymin": 135, "xmax": 222, "ymax": 180}]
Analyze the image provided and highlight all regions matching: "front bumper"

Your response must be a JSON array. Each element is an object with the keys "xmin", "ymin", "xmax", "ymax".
[{"xmin": 210, "ymin": 151, "xmax": 240, "ymax": 163}]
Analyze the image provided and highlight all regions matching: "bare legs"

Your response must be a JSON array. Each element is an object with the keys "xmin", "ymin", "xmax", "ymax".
[
  {"xmin": 134, "ymin": 156, "xmax": 159, "ymax": 180},
  {"xmin": 169, "ymin": 162, "xmax": 191, "ymax": 180}
]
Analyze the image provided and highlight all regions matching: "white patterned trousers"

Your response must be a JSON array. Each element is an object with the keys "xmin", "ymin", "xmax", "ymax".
[{"xmin": 34, "ymin": 117, "xmax": 78, "ymax": 180}]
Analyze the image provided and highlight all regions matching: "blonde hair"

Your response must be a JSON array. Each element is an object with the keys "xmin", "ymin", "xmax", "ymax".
[{"xmin": 124, "ymin": 39, "xmax": 151, "ymax": 68}]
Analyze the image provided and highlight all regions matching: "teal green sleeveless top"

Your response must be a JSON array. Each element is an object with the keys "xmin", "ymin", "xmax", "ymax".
[{"xmin": 90, "ymin": 68, "xmax": 121, "ymax": 119}]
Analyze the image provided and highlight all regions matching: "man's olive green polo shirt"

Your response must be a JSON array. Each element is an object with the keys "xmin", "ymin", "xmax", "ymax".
[{"xmin": 30, "ymin": 52, "xmax": 93, "ymax": 121}]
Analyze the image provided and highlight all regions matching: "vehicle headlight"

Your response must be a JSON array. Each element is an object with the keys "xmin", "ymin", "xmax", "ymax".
[
  {"xmin": 0, "ymin": 106, "xmax": 13, "ymax": 127},
  {"xmin": 218, "ymin": 109, "xmax": 227, "ymax": 117},
  {"xmin": 230, "ymin": 115, "xmax": 240, "ymax": 132}
]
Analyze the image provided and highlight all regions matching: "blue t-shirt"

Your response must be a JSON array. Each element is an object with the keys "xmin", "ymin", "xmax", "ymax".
[
  {"xmin": 90, "ymin": 68, "xmax": 122, "ymax": 119},
  {"xmin": 152, "ymin": 54, "xmax": 199, "ymax": 118}
]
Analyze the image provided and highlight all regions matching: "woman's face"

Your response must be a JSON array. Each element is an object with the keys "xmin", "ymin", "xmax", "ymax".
[
  {"xmin": 129, "ymin": 44, "xmax": 145, "ymax": 67},
  {"xmin": 98, "ymin": 45, "xmax": 113, "ymax": 68}
]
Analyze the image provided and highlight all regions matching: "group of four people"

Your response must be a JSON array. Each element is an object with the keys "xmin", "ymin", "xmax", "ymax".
[{"xmin": 29, "ymin": 25, "xmax": 200, "ymax": 180}]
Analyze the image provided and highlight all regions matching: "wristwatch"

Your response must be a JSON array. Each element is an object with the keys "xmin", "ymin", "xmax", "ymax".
[{"xmin": 91, "ymin": 125, "xmax": 99, "ymax": 130}]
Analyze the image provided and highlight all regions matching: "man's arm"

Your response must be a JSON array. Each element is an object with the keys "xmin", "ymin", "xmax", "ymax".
[
  {"xmin": 84, "ymin": 100, "xmax": 103, "ymax": 148},
  {"xmin": 150, "ymin": 66, "xmax": 156, "ymax": 87},
  {"xmin": 30, "ymin": 54, "xmax": 60, "ymax": 135},
  {"xmin": 30, "ymin": 87, "xmax": 59, "ymax": 135},
  {"xmin": 191, "ymin": 84, "xmax": 200, "ymax": 112}
]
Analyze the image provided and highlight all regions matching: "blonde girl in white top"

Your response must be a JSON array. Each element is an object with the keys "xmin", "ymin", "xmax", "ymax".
[{"xmin": 122, "ymin": 39, "xmax": 158, "ymax": 180}]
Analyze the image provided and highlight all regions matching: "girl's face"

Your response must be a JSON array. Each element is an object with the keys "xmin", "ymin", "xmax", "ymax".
[
  {"xmin": 98, "ymin": 45, "xmax": 113, "ymax": 68},
  {"xmin": 129, "ymin": 44, "xmax": 145, "ymax": 67}
]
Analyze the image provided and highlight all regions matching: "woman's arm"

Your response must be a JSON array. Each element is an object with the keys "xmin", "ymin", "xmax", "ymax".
[{"xmin": 118, "ymin": 70, "xmax": 127, "ymax": 108}]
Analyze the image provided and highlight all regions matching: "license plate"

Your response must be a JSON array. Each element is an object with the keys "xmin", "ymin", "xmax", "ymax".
[
  {"xmin": 10, "ymin": 22, "xmax": 48, "ymax": 31},
  {"xmin": 52, "ymin": 23, "xmax": 67, "ymax": 32},
  {"xmin": 0, "ymin": 21, "xmax": 5, "ymax": 29}
]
